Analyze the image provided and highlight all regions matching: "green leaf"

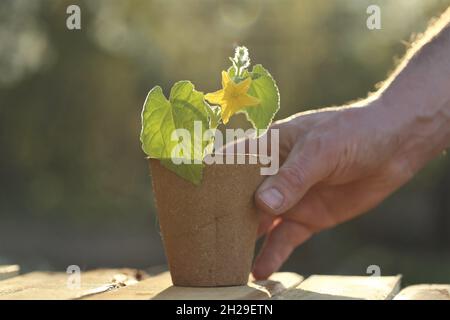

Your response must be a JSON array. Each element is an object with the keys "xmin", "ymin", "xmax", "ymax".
[
  {"xmin": 140, "ymin": 81, "xmax": 209, "ymax": 185},
  {"xmin": 242, "ymin": 64, "xmax": 280, "ymax": 135},
  {"xmin": 140, "ymin": 86, "xmax": 177, "ymax": 159},
  {"xmin": 170, "ymin": 81, "xmax": 209, "ymax": 161},
  {"xmin": 160, "ymin": 159, "xmax": 203, "ymax": 185}
]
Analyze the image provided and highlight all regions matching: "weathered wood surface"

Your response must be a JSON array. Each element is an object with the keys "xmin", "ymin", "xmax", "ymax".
[
  {"xmin": 0, "ymin": 268, "xmax": 146, "ymax": 300},
  {"xmin": 85, "ymin": 271, "xmax": 303, "ymax": 300},
  {"xmin": 0, "ymin": 265, "xmax": 20, "ymax": 281},
  {"xmin": 2, "ymin": 265, "xmax": 449, "ymax": 300},
  {"xmin": 275, "ymin": 275, "xmax": 402, "ymax": 300},
  {"xmin": 394, "ymin": 284, "xmax": 450, "ymax": 300}
]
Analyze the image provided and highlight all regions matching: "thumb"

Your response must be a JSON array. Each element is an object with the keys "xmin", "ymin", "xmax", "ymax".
[{"xmin": 255, "ymin": 140, "xmax": 328, "ymax": 215}]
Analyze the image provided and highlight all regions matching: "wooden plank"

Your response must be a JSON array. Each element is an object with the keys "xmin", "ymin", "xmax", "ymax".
[
  {"xmin": 0, "ymin": 265, "xmax": 20, "ymax": 281},
  {"xmin": 394, "ymin": 284, "xmax": 450, "ymax": 300},
  {"xmin": 0, "ymin": 268, "xmax": 147, "ymax": 300},
  {"xmin": 275, "ymin": 275, "xmax": 402, "ymax": 300},
  {"xmin": 84, "ymin": 271, "xmax": 304, "ymax": 300}
]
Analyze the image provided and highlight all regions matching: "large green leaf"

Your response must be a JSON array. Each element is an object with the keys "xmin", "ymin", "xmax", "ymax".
[
  {"xmin": 242, "ymin": 64, "xmax": 280, "ymax": 135},
  {"xmin": 140, "ymin": 86, "xmax": 177, "ymax": 159},
  {"xmin": 170, "ymin": 81, "xmax": 209, "ymax": 161},
  {"xmin": 140, "ymin": 81, "xmax": 209, "ymax": 185}
]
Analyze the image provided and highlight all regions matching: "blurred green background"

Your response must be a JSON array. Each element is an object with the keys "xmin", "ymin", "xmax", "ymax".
[{"xmin": 0, "ymin": 0, "xmax": 449, "ymax": 285}]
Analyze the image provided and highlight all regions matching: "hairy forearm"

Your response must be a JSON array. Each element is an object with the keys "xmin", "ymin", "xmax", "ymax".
[{"xmin": 378, "ymin": 7, "xmax": 450, "ymax": 171}]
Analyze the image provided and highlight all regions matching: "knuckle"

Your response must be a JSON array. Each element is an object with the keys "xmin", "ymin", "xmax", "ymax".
[{"xmin": 305, "ymin": 132, "xmax": 331, "ymax": 156}]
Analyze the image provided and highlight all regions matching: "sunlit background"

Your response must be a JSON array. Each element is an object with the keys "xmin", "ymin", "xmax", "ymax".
[{"xmin": 1, "ymin": 0, "xmax": 449, "ymax": 285}]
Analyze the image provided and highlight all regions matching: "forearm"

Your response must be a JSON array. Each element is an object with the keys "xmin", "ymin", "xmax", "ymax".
[{"xmin": 378, "ymin": 7, "xmax": 450, "ymax": 171}]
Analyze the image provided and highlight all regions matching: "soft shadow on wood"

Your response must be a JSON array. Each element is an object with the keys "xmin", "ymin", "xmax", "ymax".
[
  {"xmin": 151, "ymin": 272, "xmax": 304, "ymax": 300},
  {"xmin": 152, "ymin": 283, "xmax": 271, "ymax": 300}
]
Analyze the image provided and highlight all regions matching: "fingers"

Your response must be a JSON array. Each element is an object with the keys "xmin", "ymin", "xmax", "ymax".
[
  {"xmin": 256, "ymin": 212, "xmax": 276, "ymax": 238},
  {"xmin": 282, "ymin": 188, "xmax": 338, "ymax": 232},
  {"xmin": 252, "ymin": 220, "xmax": 312, "ymax": 280},
  {"xmin": 255, "ymin": 138, "xmax": 329, "ymax": 216},
  {"xmin": 252, "ymin": 188, "xmax": 328, "ymax": 280},
  {"xmin": 252, "ymin": 178, "xmax": 393, "ymax": 280}
]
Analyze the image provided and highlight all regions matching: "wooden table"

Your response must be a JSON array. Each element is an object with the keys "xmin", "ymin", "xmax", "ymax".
[{"xmin": 0, "ymin": 265, "xmax": 448, "ymax": 300}]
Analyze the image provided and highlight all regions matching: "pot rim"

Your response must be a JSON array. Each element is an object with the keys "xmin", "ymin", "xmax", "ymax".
[{"xmin": 147, "ymin": 153, "xmax": 272, "ymax": 164}]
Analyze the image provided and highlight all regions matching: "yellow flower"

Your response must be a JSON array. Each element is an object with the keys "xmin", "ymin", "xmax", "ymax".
[{"xmin": 205, "ymin": 71, "xmax": 260, "ymax": 124}]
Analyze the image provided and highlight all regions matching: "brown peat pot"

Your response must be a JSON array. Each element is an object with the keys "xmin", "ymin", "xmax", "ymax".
[{"xmin": 149, "ymin": 155, "xmax": 267, "ymax": 287}]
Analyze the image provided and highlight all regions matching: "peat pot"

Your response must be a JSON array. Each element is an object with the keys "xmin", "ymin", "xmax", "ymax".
[{"xmin": 149, "ymin": 155, "xmax": 266, "ymax": 287}]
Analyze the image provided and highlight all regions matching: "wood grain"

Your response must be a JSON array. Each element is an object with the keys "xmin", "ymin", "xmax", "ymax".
[
  {"xmin": 84, "ymin": 271, "xmax": 304, "ymax": 300},
  {"xmin": 0, "ymin": 265, "xmax": 20, "ymax": 281},
  {"xmin": 275, "ymin": 275, "xmax": 402, "ymax": 300},
  {"xmin": 394, "ymin": 284, "xmax": 450, "ymax": 300},
  {"xmin": 12, "ymin": 267, "xmax": 450, "ymax": 300},
  {"xmin": 0, "ymin": 268, "xmax": 146, "ymax": 300}
]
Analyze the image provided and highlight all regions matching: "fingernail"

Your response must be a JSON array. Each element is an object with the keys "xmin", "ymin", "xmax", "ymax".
[{"xmin": 259, "ymin": 188, "xmax": 284, "ymax": 211}]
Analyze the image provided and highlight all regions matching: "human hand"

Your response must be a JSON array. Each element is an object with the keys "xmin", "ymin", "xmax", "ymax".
[{"xmin": 252, "ymin": 99, "xmax": 424, "ymax": 279}]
